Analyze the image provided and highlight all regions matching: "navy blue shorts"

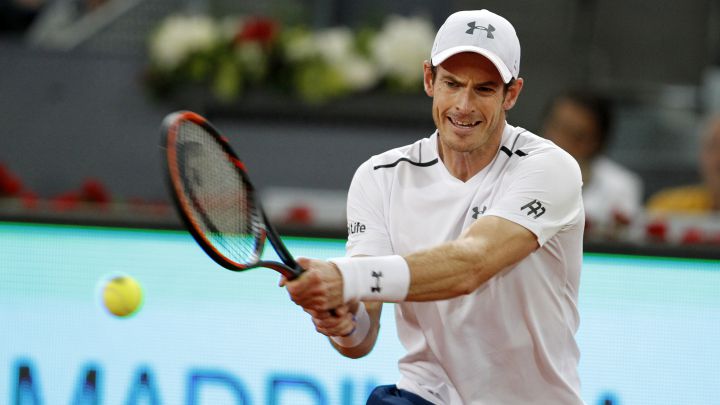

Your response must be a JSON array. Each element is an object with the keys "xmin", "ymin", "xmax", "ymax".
[{"xmin": 366, "ymin": 385, "xmax": 435, "ymax": 405}]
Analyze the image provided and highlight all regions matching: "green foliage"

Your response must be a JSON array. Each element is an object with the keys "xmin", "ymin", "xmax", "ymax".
[{"xmin": 144, "ymin": 14, "xmax": 433, "ymax": 104}]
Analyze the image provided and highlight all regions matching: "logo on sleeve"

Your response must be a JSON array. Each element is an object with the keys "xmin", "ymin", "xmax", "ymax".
[
  {"xmin": 521, "ymin": 199, "xmax": 546, "ymax": 219},
  {"xmin": 348, "ymin": 221, "xmax": 366, "ymax": 235}
]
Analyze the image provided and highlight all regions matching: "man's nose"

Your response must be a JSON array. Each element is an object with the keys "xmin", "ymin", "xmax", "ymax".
[{"xmin": 455, "ymin": 88, "xmax": 476, "ymax": 113}]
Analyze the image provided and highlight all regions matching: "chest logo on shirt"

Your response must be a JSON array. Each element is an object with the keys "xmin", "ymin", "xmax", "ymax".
[
  {"xmin": 348, "ymin": 221, "xmax": 366, "ymax": 235},
  {"xmin": 471, "ymin": 205, "xmax": 487, "ymax": 219},
  {"xmin": 521, "ymin": 199, "xmax": 546, "ymax": 219}
]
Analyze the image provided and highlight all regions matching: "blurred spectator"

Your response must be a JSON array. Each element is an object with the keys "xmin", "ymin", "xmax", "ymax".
[
  {"xmin": 0, "ymin": 0, "xmax": 44, "ymax": 33},
  {"xmin": 541, "ymin": 90, "xmax": 643, "ymax": 231},
  {"xmin": 0, "ymin": 162, "xmax": 23, "ymax": 197},
  {"xmin": 646, "ymin": 114, "xmax": 720, "ymax": 214}
]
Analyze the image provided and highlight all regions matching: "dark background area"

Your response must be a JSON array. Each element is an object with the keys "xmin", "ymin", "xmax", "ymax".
[{"xmin": 0, "ymin": 0, "xmax": 718, "ymax": 203}]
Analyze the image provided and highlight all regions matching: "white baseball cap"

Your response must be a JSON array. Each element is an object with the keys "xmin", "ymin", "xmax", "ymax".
[{"xmin": 431, "ymin": 10, "xmax": 521, "ymax": 83}]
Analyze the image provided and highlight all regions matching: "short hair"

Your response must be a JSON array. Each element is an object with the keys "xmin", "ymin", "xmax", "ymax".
[{"xmin": 545, "ymin": 90, "xmax": 613, "ymax": 151}]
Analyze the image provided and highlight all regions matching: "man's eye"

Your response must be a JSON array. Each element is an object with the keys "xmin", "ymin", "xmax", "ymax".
[{"xmin": 445, "ymin": 81, "xmax": 458, "ymax": 88}]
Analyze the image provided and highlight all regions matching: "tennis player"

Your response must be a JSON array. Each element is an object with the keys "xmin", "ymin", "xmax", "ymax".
[{"xmin": 283, "ymin": 9, "xmax": 585, "ymax": 404}]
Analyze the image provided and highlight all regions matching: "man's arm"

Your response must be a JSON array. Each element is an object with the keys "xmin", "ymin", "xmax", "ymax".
[
  {"xmin": 405, "ymin": 214, "xmax": 538, "ymax": 301},
  {"xmin": 286, "ymin": 214, "xmax": 538, "ymax": 312}
]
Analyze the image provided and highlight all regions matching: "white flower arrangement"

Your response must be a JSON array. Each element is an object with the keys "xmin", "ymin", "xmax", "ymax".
[
  {"xmin": 371, "ymin": 15, "xmax": 435, "ymax": 89},
  {"xmin": 283, "ymin": 27, "xmax": 379, "ymax": 99},
  {"xmin": 149, "ymin": 15, "xmax": 220, "ymax": 71},
  {"xmin": 145, "ymin": 14, "xmax": 435, "ymax": 103}
]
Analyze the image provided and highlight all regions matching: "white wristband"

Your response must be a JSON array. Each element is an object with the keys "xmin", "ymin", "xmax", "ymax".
[
  {"xmin": 330, "ymin": 302, "xmax": 370, "ymax": 348},
  {"xmin": 329, "ymin": 255, "xmax": 410, "ymax": 303}
]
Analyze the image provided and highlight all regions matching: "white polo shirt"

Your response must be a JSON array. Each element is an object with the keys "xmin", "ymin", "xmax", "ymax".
[{"xmin": 345, "ymin": 124, "xmax": 585, "ymax": 404}]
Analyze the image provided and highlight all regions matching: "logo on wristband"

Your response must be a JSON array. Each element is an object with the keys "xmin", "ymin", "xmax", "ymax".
[{"xmin": 371, "ymin": 271, "xmax": 382, "ymax": 293}]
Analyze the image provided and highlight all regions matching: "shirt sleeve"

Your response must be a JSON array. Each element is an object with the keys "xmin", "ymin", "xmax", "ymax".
[
  {"xmin": 345, "ymin": 159, "xmax": 394, "ymax": 256},
  {"xmin": 484, "ymin": 149, "xmax": 584, "ymax": 246}
]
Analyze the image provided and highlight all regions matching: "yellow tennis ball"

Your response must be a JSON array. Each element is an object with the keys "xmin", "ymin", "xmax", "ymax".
[{"xmin": 102, "ymin": 275, "xmax": 143, "ymax": 317}]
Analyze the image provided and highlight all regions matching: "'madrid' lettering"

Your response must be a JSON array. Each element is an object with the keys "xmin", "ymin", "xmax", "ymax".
[
  {"xmin": 12, "ymin": 359, "xmax": 374, "ymax": 404},
  {"xmin": 521, "ymin": 199, "xmax": 546, "ymax": 219},
  {"xmin": 348, "ymin": 221, "xmax": 366, "ymax": 235}
]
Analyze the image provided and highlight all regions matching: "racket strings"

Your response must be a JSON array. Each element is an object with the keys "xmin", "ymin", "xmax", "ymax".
[{"xmin": 175, "ymin": 122, "xmax": 263, "ymax": 265}]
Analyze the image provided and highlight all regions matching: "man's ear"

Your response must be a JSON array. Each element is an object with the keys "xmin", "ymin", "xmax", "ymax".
[
  {"xmin": 503, "ymin": 77, "xmax": 524, "ymax": 110},
  {"xmin": 423, "ymin": 61, "xmax": 434, "ymax": 97}
]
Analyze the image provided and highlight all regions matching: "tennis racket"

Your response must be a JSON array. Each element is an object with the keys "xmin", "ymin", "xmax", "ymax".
[{"xmin": 160, "ymin": 110, "xmax": 303, "ymax": 280}]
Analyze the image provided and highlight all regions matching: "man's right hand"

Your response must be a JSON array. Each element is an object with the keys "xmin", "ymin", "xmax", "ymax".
[{"xmin": 305, "ymin": 301, "xmax": 359, "ymax": 337}]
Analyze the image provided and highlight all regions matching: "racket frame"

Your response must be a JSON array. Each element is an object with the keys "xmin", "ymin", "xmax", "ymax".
[{"xmin": 161, "ymin": 111, "xmax": 303, "ymax": 280}]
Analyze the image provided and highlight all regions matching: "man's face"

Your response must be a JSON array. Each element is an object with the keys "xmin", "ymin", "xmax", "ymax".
[
  {"xmin": 542, "ymin": 99, "xmax": 602, "ymax": 163},
  {"xmin": 700, "ymin": 120, "xmax": 720, "ymax": 192},
  {"xmin": 423, "ymin": 52, "xmax": 521, "ymax": 156}
]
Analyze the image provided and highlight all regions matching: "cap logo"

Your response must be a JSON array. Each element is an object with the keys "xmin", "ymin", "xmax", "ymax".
[{"xmin": 466, "ymin": 21, "xmax": 495, "ymax": 38}]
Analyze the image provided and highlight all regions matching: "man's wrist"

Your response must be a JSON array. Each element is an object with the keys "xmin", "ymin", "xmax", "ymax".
[
  {"xmin": 329, "ymin": 255, "xmax": 410, "ymax": 303},
  {"xmin": 330, "ymin": 302, "xmax": 370, "ymax": 348}
]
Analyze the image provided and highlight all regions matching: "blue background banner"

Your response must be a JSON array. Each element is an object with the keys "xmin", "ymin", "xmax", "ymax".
[{"xmin": 1, "ymin": 222, "xmax": 719, "ymax": 404}]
